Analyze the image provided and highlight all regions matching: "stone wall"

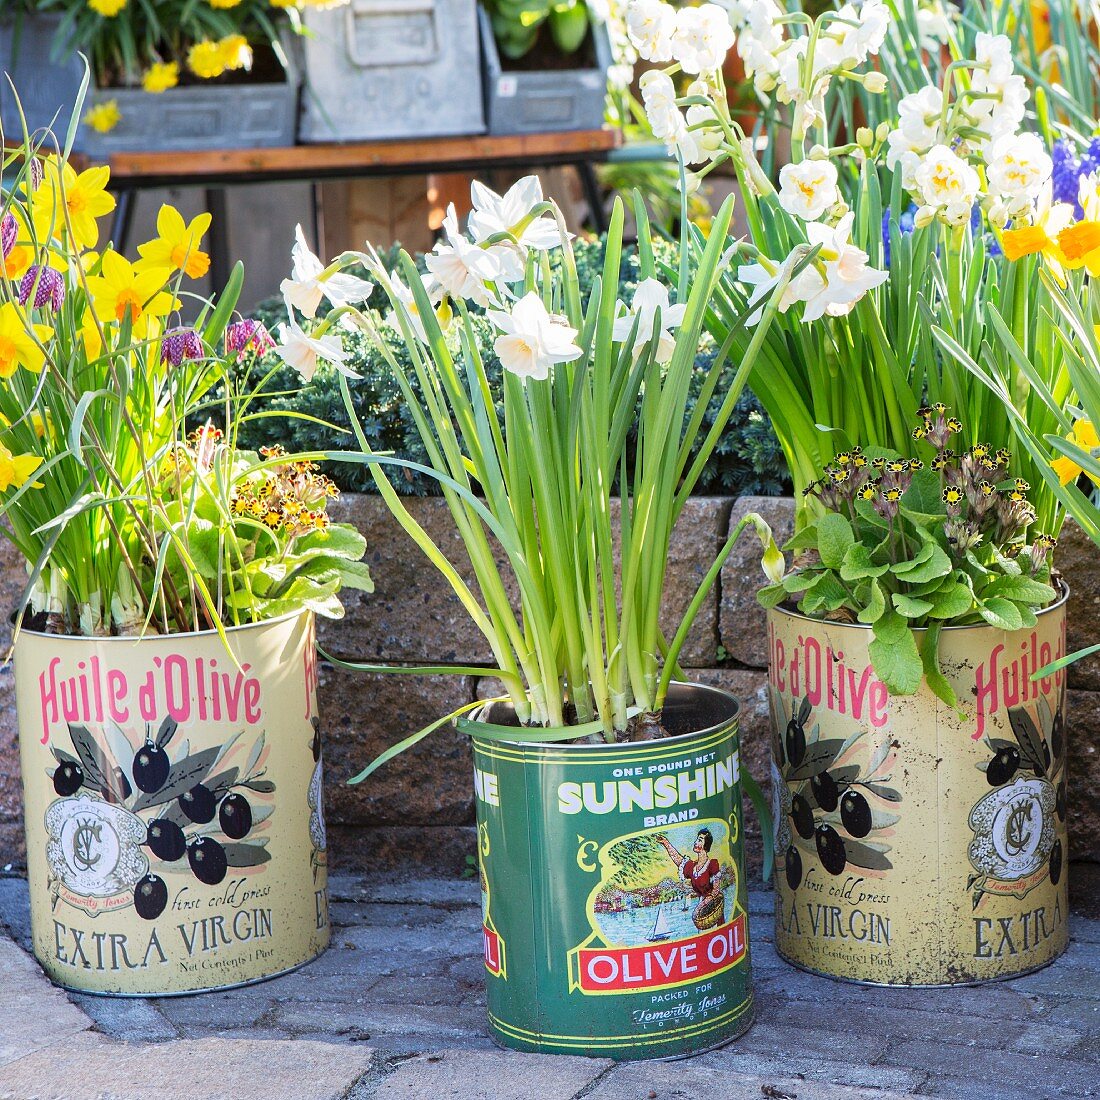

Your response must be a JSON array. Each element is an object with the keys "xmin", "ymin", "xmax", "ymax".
[{"xmin": 0, "ymin": 495, "xmax": 1097, "ymax": 877}]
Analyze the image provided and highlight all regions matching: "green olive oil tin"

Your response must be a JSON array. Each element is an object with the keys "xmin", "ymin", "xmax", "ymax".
[{"xmin": 468, "ymin": 682, "xmax": 754, "ymax": 1059}]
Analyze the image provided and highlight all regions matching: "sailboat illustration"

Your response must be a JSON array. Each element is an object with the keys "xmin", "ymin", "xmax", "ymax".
[{"xmin": 648, "ymin": 903, "xmax": 672, "ymax": 942}]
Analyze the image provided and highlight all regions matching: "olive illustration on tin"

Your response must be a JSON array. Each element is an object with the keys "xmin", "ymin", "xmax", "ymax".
[
  {"xmin": 146, "ymin": 818, "xmax": 187, "ymax": 862},
  {"xmin": 134, "ymin": 874, "xmax": 168, "ymax": 920},
  {"xmin": 112, "ymin": 766, "xmax": 133, "ymax": 801},
  {"xmin": 790, "ymin": 793, "xmax": 814, "ymax": 839},
  {"xmin": 985, "ymin": 746, "xmax": 1020, "ymax": 787},
  {"xmin": 132, "ymin": 739, "xmax": 170, "ymax": 793},
  {"xmin": 1051, "ymin": 711, "xmax": 1064, "ymax": 762},
  {"xmin": 1056, "ymin": 779, "xmax": 1066, "ymax": 823},
  {"xmin": 785, "ymin": 696, "xmax": 812, "ymax": 768},
  {"xmin": 219, "ymin": 793, "xmax": 252, "ymax": 840},
  {"xmin": 785, "ymin": 845, "xmax": 802, "ymax": 890},
  {"xmin": 188, "ymin": 836, "xmax": 228, "ymax": 885},
  {"xmin": 815, "ymin": 824, "xmax": 846, "ymax": 875},
  {"xmin": 310, "ymin": 716, "xmax": 322, "ymax": 763},
  {"xmin": 53, "ymin": 760, "xmax": 84, "ymax": 797},
  {"xmin": 179, "ymin": 783, "xmax": 217, "ymax": 824},
  {"xmin": 811, "ymin": 771, "xmax": 839, "ymax": 812},
  {"xmin": 1049, "ymin": 838, "xmax": 1063, "ymax": 887},
  {"xmin": 840, "ymin": 790, "xmax": 872, "ymax": 838}
]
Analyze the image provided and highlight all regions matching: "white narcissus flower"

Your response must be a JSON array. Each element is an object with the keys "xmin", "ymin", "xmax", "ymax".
[
  {"xmin": 737, "ymin": 0, "xmax": 784, "ymax": 90},
  {"xmin": 275, "ymin": 318, "xmax": 353, "ymax": 382},
  {"xmin": 985, "ymin": 132, "xmax": 1053, "ymax": 203},
  {"xmin": 612, "ymin": 277, "xmax": 688, "ymax": 362},
  {"xmin": 468, "ymin": 175, "xmax": 563, "ymax": 254},
  {"xmin": 797, "ymin": 213, "xmax": 889, "ymax": 321},
  {"xmin": 388, "ymin": 272, "xmax": 444, "ymax": 343},
  {"xmin": 895, "ymin": 85, "xmax": 943, "ymax": 149},
  {"xmin": 487, "ymin": 292, "xmax": 582, "ymax": 381},
  {"xmin": 280, "ymin": 224, "xmax": 373, "ymax": 319},
  {"xmin": 913, "ymin": 144, "xmax": 981, "ymax": 224},
  {"xmin": 626, "ymin": 0, "xmax": 676, "ymax": 62},
  {"xmin": 916, "ymin": 1, "xmax": 953, "ymax": 50},
  {"xmin": 424, "ymin": 204, "xmax": 502, "ymax": 305},
  {"xmin": 778, "ymin": 159, "xmax": 839, "ymax": 221},
  {"xmin": 670, "ymin": 3, "xmax": 735, "ymax": 75},
  {"xmin": 1081, "ymin": 171, "xmax": 1100, "ymax": 222},
  {"xmin": 974, "ymin": 32, "xmax": 1015, "ymax": 87},
  {"xmin": 816, "ymin": 0, "xmax": 890, "ymax": 71}
]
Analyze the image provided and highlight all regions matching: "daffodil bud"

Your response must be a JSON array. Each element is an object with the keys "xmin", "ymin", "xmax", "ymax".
[
  {"xmin": 808, "ymin": 144, "xmax": 829, "ymax": 161},
  {"xmin": 739, "ymin": 139, "xmax": 776, "ymax": 197},
  {"xmin": 914, "ymin": 205, "xmax": 937, "ymax": 229},
  {"xmin": 856, "ymin": 127, "xmax": 874, "ymax": 150},
  {"xmin": 875, "ymin": 121, "xmax": 891, "ymax": 144},
  {"xmin": 864, "ymin": 72, "xmax": 888, "ymax": 94}
]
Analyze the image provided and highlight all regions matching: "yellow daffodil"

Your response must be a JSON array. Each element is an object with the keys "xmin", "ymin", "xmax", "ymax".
[
  {"xmin": 1058, "ymin": 221, "xmax": 1100, "ymax": 275},
  {"xmin": 142, "ymin": 62, "xmax": 180, "ymax": 93},
  {"xmin": 88, "ymin": 0, "xmax": 128, "ymax": 15},
  {"xmin": 34, "ymin": 161, "xmax": 116, "ymax": 252},
  {"xmin": 1052, "ymin": 420, "xmax": 1100, "ymax": 485},
  {"xmin": 1000, "ymin": 183, "xmax": 1073, "ymax": 275},
  {"xmin": 218, "ymin": 34, "xmax": 252, "ymax": 71},
  {"xmin": 0, "ymin": 409, "xmax": 53, "ymax": 440},
  {"xmin": 85, "ymin": 250, "xmax": 174, "ymax": 332},
  {"xmin": 136, "ymin": 205, "xmax": 212, "ymax": 280},
  {"xmin": 3, "ymin": 245, "xmax": 33, "ymax": 281},
  {"xmin": 0, "ymin": 444, "xmax": 43, "ymax": 492},
  {"xmin": 209, "ymin": 0, "xmax": 243, "ymax": 8},
  {"xmin": 188, "ymin": 40, "xmax": 226, "ymax": 79},
  {"xmin": 84, "ymin": 100, "xmax": 121, "ymax": 134},
  {"xmin": 0, "ymin": 301, "xmax": 53, "ymax": 378}
]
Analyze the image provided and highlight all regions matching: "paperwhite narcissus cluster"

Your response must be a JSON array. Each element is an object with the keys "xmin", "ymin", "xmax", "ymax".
[
  {"xmin": 274, "ymin": 177, "xmax": 689, "ymax": 384},
  {"xmin": 886, "ymin": 32, "xmax": 1052, "ymax": 228}
]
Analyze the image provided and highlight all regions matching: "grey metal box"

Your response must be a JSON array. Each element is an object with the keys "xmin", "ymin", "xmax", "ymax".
[
  {"xmin": 0, "ymin": 15, "xmax": 299, "ymax": 154},
  {"xmin": 299, "ymin": 0, "xmax": 485, "ymax": 143},
  {"xmin": 479, "ymin": 6, "xmax": 610, "ymax": 135}
]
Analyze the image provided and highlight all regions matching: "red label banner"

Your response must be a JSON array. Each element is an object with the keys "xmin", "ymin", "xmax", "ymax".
[
  {"xmin": 483, "ymin": 924, "xmax": 506, "ymax": 978},
  {"xmin": 570, "ymin": 914, "xmax": 747, "ymax": 995}
]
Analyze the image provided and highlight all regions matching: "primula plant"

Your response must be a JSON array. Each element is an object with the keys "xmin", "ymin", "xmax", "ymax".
[
  {"xmin": 273, "ymin": 176, "xmax": 797, "ymax": 759},
  {"xmin": 0, "ymin": 124, "xmax": 370, "ymax": 637},
  {"xmin": 757, "ymin": 407, "xmax": 1059, "ymax": 706}
]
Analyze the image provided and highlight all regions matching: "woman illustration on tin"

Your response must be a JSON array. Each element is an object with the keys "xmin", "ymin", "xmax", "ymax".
[{"xmin": 656, "ymin": 829, "xmax": 726, "ymax": 931}]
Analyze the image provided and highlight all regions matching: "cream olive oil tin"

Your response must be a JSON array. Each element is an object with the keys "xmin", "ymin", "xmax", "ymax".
[
  {"xmin": 467, "ymin": 682, "xmax": 754, "ymax": 1059},
  {"xmin": 767, "ymin": 593, "xmax": 1069, "ymax": 985},
  {"xmin": 15, "ymin": 611, "xmax": 329, "ymax": 995}
]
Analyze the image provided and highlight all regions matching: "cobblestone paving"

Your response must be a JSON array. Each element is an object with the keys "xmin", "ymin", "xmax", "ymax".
[{"xmin": 0, "ymin": 871, "xmax": 1097, "ymax": 1099}]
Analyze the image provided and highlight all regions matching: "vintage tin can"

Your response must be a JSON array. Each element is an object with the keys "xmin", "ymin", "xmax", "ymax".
[
  {"xmin": 767, "ymin": 590, "xmax": 1070, "ymax": 985},
  {"xmin": 14, "ymin": 611, "xmax": 329, "ymax": 995},
  {"xmin": 467, "ymin": 682, "xmax": 754, "ymax": 1059}
]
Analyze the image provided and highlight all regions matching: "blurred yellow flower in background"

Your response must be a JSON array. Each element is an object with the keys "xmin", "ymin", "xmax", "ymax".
[
  {"xmin": 136, "ymin": 206, "xmax": 212, "ymax": 279},
  {"xmin": 83, "ymin": 100, "xmax": 121, "ymax": 134},
  {"xmin": 209, "ymin": 0, "xmax": 244, "ymax": 7},
  {"xmin": 0, "ymin": 302, "xmax": 53, "ymax": 377},
  {"xmin": 188, "ymin": 40, "xmax": 226, "ymax": 79},
  {"xmin": 0, "ymin": 445, "xmax": 43, "ymax": 492},
  {"xmin": 88, "ymin": 0, "xmax": 128, "ymax": 15},
  {"xmin": 218, "ymin": 34, "xmax": 252, "ymax": 71},
  {"xmin": 142, "ymin": 62, "xmax": 180, "ymax": 93},
  {"xmin": 1052, "ymin": 420, "xmax": 1100, "ymax": 485}
]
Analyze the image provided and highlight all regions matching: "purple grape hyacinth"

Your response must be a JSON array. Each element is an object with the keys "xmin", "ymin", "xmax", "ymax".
[
  {"xmin": 161, "ymin": 327, "xmax": 203, "ymax": 367},
  {"xmin": 1051, "ymin": 138, "xmax": 1100, "ymax": 218},
  {"xmin": 17, "ymin": 265, "xmax": 65, "ymax": 310}
]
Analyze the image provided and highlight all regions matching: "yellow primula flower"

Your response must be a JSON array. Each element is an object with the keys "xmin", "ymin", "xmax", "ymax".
[
  {"xmin": 88, "ymin": 0, "xmax": 128, "ymax": 15},
  {"xmin": 85, "ymin": 250, "xmax": 174, "ymax": 331},
  {"xmin": 209, "ymin": 0, "xmax": 243, "ymax": 7},
  {"xmin": 1052, "ymin": 420, "xmax": 1100, "ymax": 486},
  {"xmin": 136, "ymin": 205, "xmax": 212, "ymax": 280},
  {"xmin": 34, "ymin": 160, "xmax": 116, "ymax": 252},
  {"xmin": 142, "ymin": 62, "xmax": 180, "ymax": 93},
  {"xmin": 218, "ymin": 35, "xmax": 252, "ymax": 71},
  {"xmin": 0, "ymin": 301, "xmax": 53, "ymax": 378},
  {"xmin": 188, "ymin": 40, "xmax": 226, "ymax": 79},
  {"xmin": 0, "ymin": 444, "xmax": 43, "ymax": 492},
  {"xmin": 84, "ymin": 100, "xmax": 121, "ymax": 134}
]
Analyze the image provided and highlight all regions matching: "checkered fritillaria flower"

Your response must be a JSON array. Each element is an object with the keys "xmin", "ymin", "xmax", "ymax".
[
  {"xmin": 225, "ymin": 319, "xmax": 275, "ymax": 360},
  {"xmin": 160, "ymin": 327, "xmax": 203, "ymax": 367},
  {"xmin": 17, "ymin": 266, "xmax": 65, "ymax": 311}
]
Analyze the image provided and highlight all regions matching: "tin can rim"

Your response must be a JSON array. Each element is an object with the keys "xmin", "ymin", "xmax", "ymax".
[
  {"xmin": 766, "ymin": 578, "xmax": 1069, "ymax": 633},
  {"xmin": 465, "ymin": 679, "xmax": 741, "ymax": 752},
  {"xmin": 12, "ymin": 606, "xmax": 312, "ymax": 645}
]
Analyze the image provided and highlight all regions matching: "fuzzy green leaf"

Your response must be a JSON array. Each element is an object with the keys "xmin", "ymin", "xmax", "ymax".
[
  {"xmin": 894, "ymin": 542, "xmax": 952, "ymax": 584},
  {"xmin": 840, "ymin": 542, "xmax": 889, "ymax": 581},
  {"xmin": 817, "ymin": 513, "xmax": 855, "ymax": 568},
  {"xmin": 857, "ymin": 579, "xmax": 886, "ymax": 624},
  {"xmin": 892, "ymin": 593, "xmax": 934, "ymax": 618},
  {"xmin": 869, "ymin": 610, "xmax": 923, "ymax": 695},
  {"xmin": 978, "ymin": 597, "xmax": 1025, "ymax": 631}
]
